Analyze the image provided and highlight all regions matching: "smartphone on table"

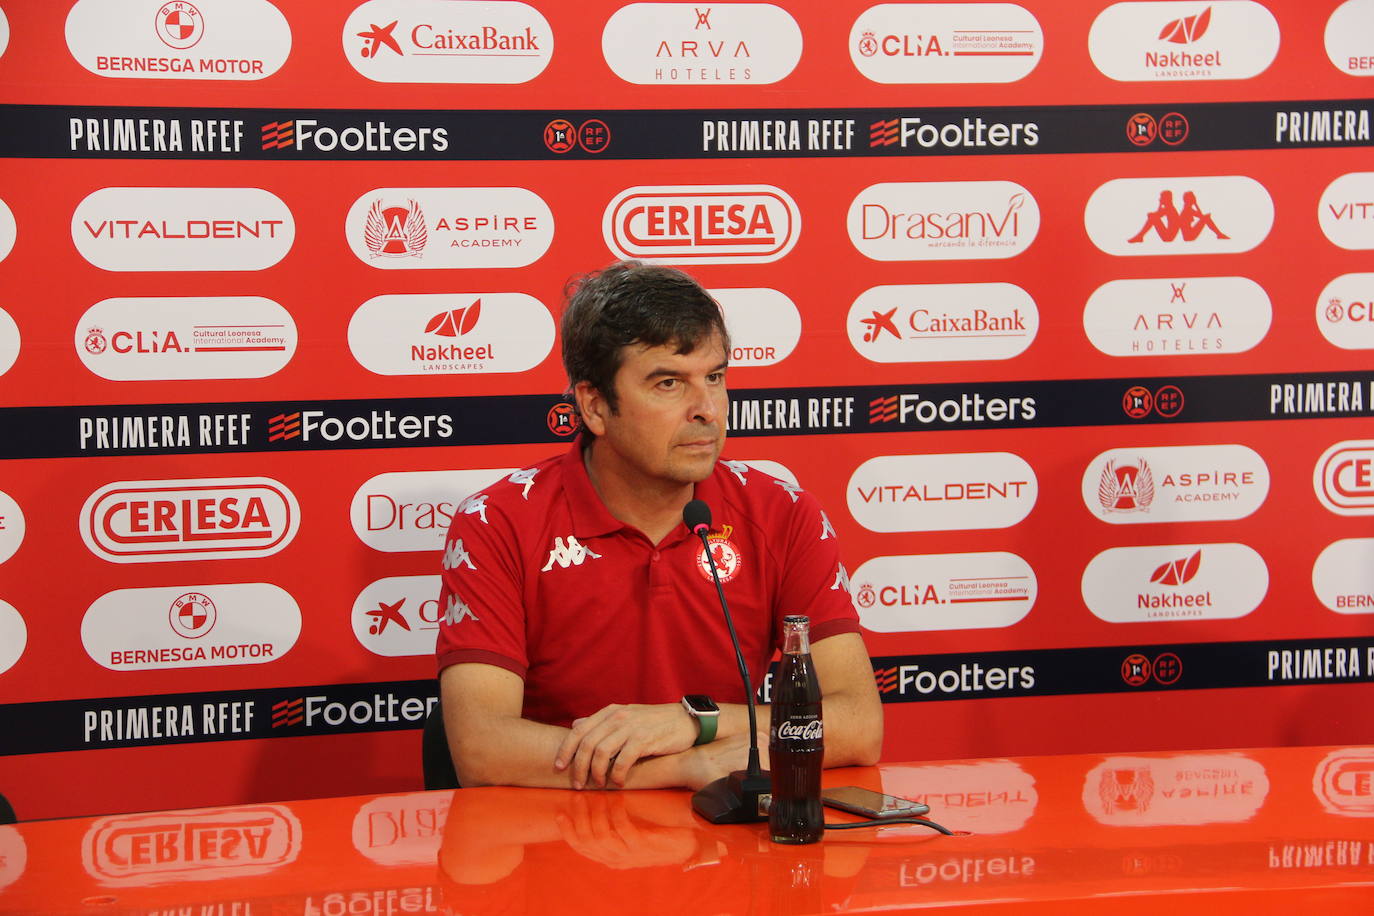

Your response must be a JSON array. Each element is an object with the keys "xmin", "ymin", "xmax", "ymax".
[{"xmin": 821, "ymin": 786, "xmax": 930, "ymax": 819}]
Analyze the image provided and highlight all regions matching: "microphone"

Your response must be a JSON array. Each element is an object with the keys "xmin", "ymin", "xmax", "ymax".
[{"xmin": 683, "ymin": 498, "xmax": 771, "ymax": 824}]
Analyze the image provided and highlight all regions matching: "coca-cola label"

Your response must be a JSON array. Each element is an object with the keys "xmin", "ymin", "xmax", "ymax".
[{"xmin": 775, "ymin": 718, "xmax": 823, "ymax": 742}]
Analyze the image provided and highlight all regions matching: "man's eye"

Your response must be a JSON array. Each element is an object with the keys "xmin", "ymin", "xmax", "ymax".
[
  {"xmin": 708, "ymin": 372, "xmax": 725, "ymax": 384},
  {"xmin": 658, "ymin": 378, "xmax": 679, "ymax": 390}
]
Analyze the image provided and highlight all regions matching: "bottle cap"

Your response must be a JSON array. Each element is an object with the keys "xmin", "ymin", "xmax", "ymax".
[{"xmin": 783, "ymin": 614, "xmax": 810, "ymax": 626}]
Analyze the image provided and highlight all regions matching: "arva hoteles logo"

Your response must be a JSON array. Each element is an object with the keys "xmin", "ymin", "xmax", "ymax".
[
  {"xmin": 1081, "ymin": 543, "xmax": 1268, "ymax": 623},
  {"xmin": 602, "ymin": 3, "xmax": 801, "ymax": 85},
  {"xmin": 603, "ymin": 185, "xmax": 800, "ymax": 265},
  {"xmin": 344, "ymin": 0, "xmax": 553, "ymax": 83},
  {"xmin": 1088, "ymin": 1, "xmax": 1279, "ymax": 81},
  {"xmin": 346, "ymin": 188, "xmax": 553, "ymax": 268},
  {"xmin": 1085, "ymin": 176, "xmax": 1273, "ymax": 256},
  {"xmin": 1083, "ymin": 444, "xmax": 1269, "ymax": 524},
  {"xmin": 848, "ymin": 181, "xmax": 1040, "ymax": 261},
  {"xmin": 1083, "ymin": 276, "xmax": 1272, "ymax": 357},
  {"xmin": 849, "ymin": 3, "xmax": 1044, "ymax": 84}
]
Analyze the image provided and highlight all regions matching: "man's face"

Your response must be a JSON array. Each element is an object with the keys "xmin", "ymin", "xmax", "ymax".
[{"xmin": 580, "ymin": 331, "xmax": 728, "ymax": 488}]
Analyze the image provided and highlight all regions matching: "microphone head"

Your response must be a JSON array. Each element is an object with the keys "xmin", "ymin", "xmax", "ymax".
[{"xmin": 683, "ymin": 499, "xmax": 712, "ymax": 535}]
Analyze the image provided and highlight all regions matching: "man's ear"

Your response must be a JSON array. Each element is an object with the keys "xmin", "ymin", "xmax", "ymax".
[{"xmin": 573, "ymin": 380, "xmax": 609, "ymax": 437}]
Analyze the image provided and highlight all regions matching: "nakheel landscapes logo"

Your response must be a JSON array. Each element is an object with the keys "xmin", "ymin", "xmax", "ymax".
[
  {"xmin": 1081, "ymin": 543, "xmax": 1268, "ymax": 622},
  {"xmin": 348, "ymin": 292, "xmax": 554, "ymax": 376},
  {"xmin": 1088, "ymin": 1, "xmax": 1278, "ymax": 81}
]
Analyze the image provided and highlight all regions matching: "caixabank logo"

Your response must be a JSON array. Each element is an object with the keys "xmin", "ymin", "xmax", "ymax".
[
  {"xmin": 1081, "ymin": 543, "xmax": 1268, "ymax": 622},
  {"xmin": 344, "ymin": 0, "xmax": 552, "ymax": 83},
  {"xmin": 850, "ymin": 3, "xmax": 1043, "ymax": 84},
  {"xmin": 1084, "ymin": 277, "xmax": 1271, "ymax": 357},
  {"xmin": 1088, "ymin": 1, "xmax": 1279, "ymax": 81},
  {"xmin": 849, "ymin": 283, "xmax": 1038, "ymax": 363},
  {"xmin": 603, "ymin": 2, "xmax": 801, "ymax": 85},
  {"xmin": 603, "ymin": 185, "xmax": 800, "ymax": 264},
  {"xmin": 351, "ymin": 575, "xmax": 443, "ymax": 658},
  {"xmin": 345, "ymin": 188, "xmax": 552, "ymax": 268},
  {"xmin": 347, "ymin": 292, "xmax": 554, "ymax": 376}
]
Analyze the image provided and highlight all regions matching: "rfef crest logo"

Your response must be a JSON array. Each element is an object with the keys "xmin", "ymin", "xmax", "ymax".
[{"xmin": 603, "ymin": 185, "xmax": 800, "ymax": 264}]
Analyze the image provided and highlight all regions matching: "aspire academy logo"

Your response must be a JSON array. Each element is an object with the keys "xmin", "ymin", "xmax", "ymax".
[
  {"xmin": 603, "ymin": 185, "xmax": 800, "ymax": 265},
  {"xmin": 1084, "ymin": 445, "xmax": 1269, "ymax": 524},
  {"xmin": 347, "ymin": 188, "xmax": 552, "ymax": 269},
  {"xmin": 364, "ymin": 199, "xmax": 427, "ymax": 258}
]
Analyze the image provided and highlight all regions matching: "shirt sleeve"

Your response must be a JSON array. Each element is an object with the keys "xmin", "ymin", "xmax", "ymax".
[
  {"xmin": 435, "ymin": 489, "xmax": 529, "ymax": 678},
  {"xmin": 773, "ymin": 489, "xmax": 861, "ymax": 646}
]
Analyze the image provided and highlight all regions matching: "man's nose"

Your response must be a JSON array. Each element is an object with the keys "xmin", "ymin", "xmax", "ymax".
[{"xmin": 689, "ymin": 383, "xmax": 721, "ymax": 425}]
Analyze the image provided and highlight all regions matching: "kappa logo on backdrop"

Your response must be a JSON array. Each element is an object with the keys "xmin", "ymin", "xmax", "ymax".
[
  {"xmin": 1085, "ymin": 177, "xmax": 1274, "ymax": 256},
  {"xmin": 1126, "ymin": 190, "xmax": 1228, "ymax": 244},
  {"xmin": 603, "ymin": 185, "xmax": 800, "ymax": 265}
]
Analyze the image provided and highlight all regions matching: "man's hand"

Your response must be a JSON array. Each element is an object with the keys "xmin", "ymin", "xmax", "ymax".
[
  {"xmin": 678, "ymin": 730, "xmax": 770, "ymax": 791},
  {"xmin": 554, "ymin": 702, "xmax": 698, "ymax": 789}
]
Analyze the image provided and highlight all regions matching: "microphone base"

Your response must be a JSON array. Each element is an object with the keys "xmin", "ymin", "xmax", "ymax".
[{"xmin": 691, "ymin": 769, "xmax": 772, "ymax": 824}]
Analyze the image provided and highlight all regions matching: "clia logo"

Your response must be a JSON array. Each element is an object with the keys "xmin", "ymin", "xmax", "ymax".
[
  {"xmin": 1085, "ymin": 176, "xmax": 1273, "ymax": 255},
  {"xmin": 850, "ymin": 551, "xmax": 1036, "ymax": 632},
  {"xmin": 1317, "ymin": 273, "xmax": 1374, "ymax": 350},
  {"xmin": 604, "ymin": 185, "xmax": 800, "ymax": 264},
  {"xmin": 848, "ymin": 3, "xmax": 1044, "ymax": 84}
]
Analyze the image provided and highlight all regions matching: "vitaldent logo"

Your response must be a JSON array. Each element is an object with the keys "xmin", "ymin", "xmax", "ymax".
[
  {"xmin": 81, "ymin": 806, "xmax": 301, "ymax": 885},
  {"xmin": 1319, "ymin": 173, "xmax": 1374, "ymax": 250},
  {"xmin": 1313, "ymin": 538, "xmax": 1374, "ymax": 614},
  {"xmin": 1314, "ymin": 440, "xmax": 1374, "ymax": 515},
  {"xmin": 1325, "ymin": 0, "xmax": 1374, "ymax": 77},
  {"xmin": 1083, "ymin": 444, "xmax": 1270, "ymax": 524},
  {"xmin": 713, "ymin": 288, "xmax": 801, "ymax": 367},
  {"xmin": 0, "ymin": 600, "xmax": 25, "ymax": 676},
  {"xmin": 76, "ymin": 297, "xmax": 296, "ymax": 381},
  {"xmin": 347, "ymin": 293, "xmax": 554, "ymax": 376},
  {"xmin": 351, "ymin": 575, "xmax": 443, "ymax": 657},
  {"xmin": 849, "ymin": 283, "xmax": 1037, "ymax": 362},
  {"xmin": 71, "ymin": 188, "xmax": 293, "ymax": 271},
  {"xmin": 602, "ymin": 3, "xmax": 801, "ymax": 85},
  {"xmin": 350, "ymin": 468, "xmax": 511, "ymax": 552},
  {"xmin": 848, "ymin": 453, "xmax": 1037, "ymax": 532},
  {"xmin": 65, "ymin": 0, "xmax": 291, "ymax": 80},
  {"xmin": 1317, "ymin": 274, "xmax": 1374, "ymax": 350},
  {"xmin": 80, "ymin": 477, "xmax": 300, "ymax": 563},
  {"xmin": 852, "ymin": 551, "xmax": 1036, "ymax": 631},
  {"xmin": 1087, "ymin": 2, "xmax": 1279, "ymax": 81},
  {"xmin": 848, "ymin": 181, "xmax": 1039, "ymax": 261},
  {"xmin": 81, "ymin": 583, "xmax": 301, "ymax": 671},
  {"xmin": 849, "ymin": 3, "xmax": 1043, "ymax": 83},
  {"xmin": 0, "ymin": 489, "xmax": 23, "ymax": 564},
  {"xmin": 1081, "ymin": 543, "xmax": 1267, "ymax": 622},
  {"xmin": 344, "ymin": 0, "xmax": 552, "ymax": 83},
  {"xmin": 881, "ymin": 761, "xmax": 1037, "ymax": 834},
  {"xmin": 1085, "ymin": 176, "xmax": 1273, "ymax": 256},
  {"xmin": 1083, "ymin": 277, "xmax": 1271, "ymax": 357},
  {"xmin": 345, "ymin": 188, "xmax": 552, "ymax": 268},
  {"xmin": 604, "ymin": 185, "xmax": 800, "ymax": 264},
  {"xmin": 1082, "ymin": 754, "xmax": 1269, "ymax": 825}
]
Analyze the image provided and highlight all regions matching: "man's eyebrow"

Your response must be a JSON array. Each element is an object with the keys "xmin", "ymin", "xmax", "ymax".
[{"xmin": 641, "ymin": 361, "xmax": 728, "ymax": 381}]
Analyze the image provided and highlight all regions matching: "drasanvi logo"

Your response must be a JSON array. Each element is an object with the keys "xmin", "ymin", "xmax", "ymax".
[
  {"xmin": 0, "ymin": 307, "xmax": 18, "ymax": 377},
  {"xmin": 1081, "ymin": 543, "xmax": 1267, "ymax": 623},
  {"xmin": 852, "ymin": 552, "xmax": 1036, "ymax": 631},
  {"xmin": 1084, "ymin": 444, "xmax": 1269, "ymax": 524},
  {"xmin": 350, "ymin": 468, "xmax": 512, "ymax": 552},
  {"xmin": 881, "ymin": 761, "xmax": 1037, "ymax": 833},
  {"xmin": 1088, "ymin": 1, "xmax": 1279, "ymax": 81},
  {"xmin": 713, "ymin": 288, "xmax": 801, "ymax": 367},
  {"xmin": 848, "ymin": 452, "xmax": 1037, "ymax": 532},
  {"xmin": 345, "ymin": 188, "xmax": 553, "ymax": 269},
  {"xmin": 66, "ymin": 0, "xmax": 291, "ymax": 80},
  {"xmin": 352, "ymin": 575, "xmax": 444, "ymax": 657},
  {"xmin": 1082, "ymin": 753, "xmax": 1269, "ymax": 825},
  {"xmin": 348, "ymin": 293, "xmax": 554, "ymax": 376},
  {"xmin": 848, "ymin": 181, "xmax": 1039, "ymax": 261},
  {"xmin": 1319, "ymin": 173, "xmax": 1374, "ymax": 250},
  {"xmin": 1317, "ymin": 274, "xmax": 1374, "ymax": 349},
  {"xmin": 1314, "ymin": 440, "xmax": 1374, "ymax": 515},
  {"xmin": 0, "ymin": 197, "xmax": 15, "ymax": 262},
  {"xmin": 0, "ymin": 600, "xmax": 25, "ymax": 675},
  {"xmin": 1325, "ymin": 0, "xmax": 1374, "ymax": 77},
  {"xmin": 81, "ymin": 583, "xmax": 301, "ymax": 671},
  {"xmin": 351, "ymin": 793, "xmax": 450, "ymax": 866},
  {"xmin": 76, "ymin": 297, "xmax": 296, "ymax": 381},
  {"xmin": 604, "ymin": 185, "xmax": 800, "ymax": 264},
  {"xmin": 71, "ymin": 188, "xmax": 294, "ymax": 271},
  {"xmin": 1083, "ymin": 276, "xmax": 1271, "ymax": 357},
  {"xmin": 603, "ymin": 3, "xmax": 801, "ymax": 85},
  {"xmin": 82, "ymin": 805, "xmax": 302, "ymax": 884},
  {"xmin": 1085, "ymin": 176, "xmax": 1273, "ymax": 255},
  {"xmin": 1313, "ymin": 747, "xmax": 1374, "ymax": 816},
  {"xmin": 1312, "ymin": 538, "xmax": 1374, "ymax": 615},
  {"xmin": 849, "ymin": 283, "xmax": 1037, "ymax": 362},
  {"xmin": 80, "ymin": 477, "xmax": 301, "ymax": 563},
  {"xmin": 344, "ymin": 0, "xmax": 552, "ymax": 83},
  {"xmin": 849, "ymin": 3, "xmax": 1043, "ymax": 83},
  {"xmin": 0, "ymin": 489, "xmax": 25, "ymax": 564}
]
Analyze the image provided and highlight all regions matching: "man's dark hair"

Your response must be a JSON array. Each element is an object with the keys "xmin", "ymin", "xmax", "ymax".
[{"xmin": 561, "ymin": 261, "xmax": 729, "ymax": 421}]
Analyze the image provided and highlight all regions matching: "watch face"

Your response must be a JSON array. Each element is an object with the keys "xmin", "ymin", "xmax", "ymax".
[{"xmin": 683, "ymin": 694, "xmax": 718, "ymax": 714}]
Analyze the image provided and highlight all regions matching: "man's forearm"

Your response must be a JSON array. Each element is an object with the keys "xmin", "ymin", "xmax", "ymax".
[{"xmin": 714, "ymin": 691, "xmax": 883, "ymax": 768}]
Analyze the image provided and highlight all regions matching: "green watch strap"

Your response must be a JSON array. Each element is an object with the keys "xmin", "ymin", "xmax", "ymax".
[{"xmin": 693, "ymin": 711, "xmax": 718, "ymax": 746}]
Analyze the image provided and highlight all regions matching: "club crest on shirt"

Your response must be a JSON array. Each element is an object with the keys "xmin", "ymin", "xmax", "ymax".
[{"xmin": 696, "ymin": 525, "xmax": 742, "ymax": 584}]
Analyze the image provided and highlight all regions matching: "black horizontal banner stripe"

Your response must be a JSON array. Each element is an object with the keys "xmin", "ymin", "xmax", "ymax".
[
  {"xmin": 1, "ymin": 370, "xmax": 1370, "ymax": 460},
  {"xmin": 3, "ymin": 98, "xmax": 1369, "ymax": 160},
  {"xmin": 3, "ymin": 636, "xmax": 1370, "ymax": 756}
]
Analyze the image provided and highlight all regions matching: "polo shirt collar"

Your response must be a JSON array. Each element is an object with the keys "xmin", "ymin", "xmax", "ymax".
[{"xmin": 560, "ymin": 442, "xmax": 728, "ymax": 541}]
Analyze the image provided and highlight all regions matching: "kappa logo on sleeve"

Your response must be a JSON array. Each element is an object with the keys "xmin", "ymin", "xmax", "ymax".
[
  {"xmin": 441, "ymin": 538, "xmax": 475, "ymax": 571},
  {"xmin": 541, "ymin": 535, "xmax": 602, "ymax": 571}
]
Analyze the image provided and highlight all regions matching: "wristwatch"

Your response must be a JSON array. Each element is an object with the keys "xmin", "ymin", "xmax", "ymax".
[{"xmin": 681, "ymin": 695, "xmax": 720, "ymax": 745}]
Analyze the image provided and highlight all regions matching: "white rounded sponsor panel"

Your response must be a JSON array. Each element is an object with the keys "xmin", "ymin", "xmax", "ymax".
[
  {"xmin": 0, "ymin": 825, "xmax": 26, "ymax": 893},
  {"xmin": 714, "ymin": 288, "xmax": 801, "ymax": 367},
  {"xmin": 848, "ymin": 181, "xmax": 1039, "ymax": 261},
  {"xmin": 1325, "ymin": 0, "xmax": 1374, "ymax": 76},
  {"xmin": 81, "ymin": 583, "xmax": 301, "ymax": 671},
  {"xmin": 1083, "ymin": 276, "xmax": 1271, "ymax": 357},
  {"xmin": 80, "ymin": 477, "xmax": 301, "ymax": 563},
  {"xmin": 66, "ymin": 0, "xmax": 291, "ymax": 80},
  {"xmin": 728, "ymin": 459, "xmax": 798, "ymax": 487},
  {"xmin": 1083, "ymin": 754, "xmax": 1269, "ymax": 825},
  {"xmin": 849, "ymin": 283, "xmax": 1037, "ymax": 362},
  {"xmin": 0, "ymin": 307, "xmax": 18, "ymax": 377},
  {"xmin": 352, "ymin": 575, "xmax": 444, "ymax": 657},
  {"xmin": 345, "ymin": 187, "xmax": 553, "ymax": 269},
  {"xmin": 1083, "ymin": 444, "xmax": 1269, "ymax": 524},
  {"xmin": 82, "ymin": 806, "xmax": 302, "ymax": 884},
  {"xmin": 352, "ymin": 794, "xmax": 450, "ymax": 865},
  {"xmin": 344, "ymin": 0, "xmax": 552, "ymax": 83},
  {"xmin": 880, "ymin": 761, "xmax": 1037, "ymax": 834},
  {"xmin": 1313, "ymin": 747, "xmax": 1374, "ymax": 817},
  {"xmin": 603, "ymin": 3, "xmax": 801, "ymax": 85},
  {"xmin": 604, "ymin": 185, "xmax": 800, "ymax": 265},
  {"xmin": 0, "ymin": 490, "xmax": 25, "ymax": 564},
  {"xmin": 1317, "ymin": 274, "xmax": 1374, "ymax": 349},
  {"xmin": 71, "ymin": 188, "xmax": 294, "ymax": 271},
  {"xmin": 1088, "ymin": 2, "xmax": 1278, "ymax": 81},
  {"xmin": 0, "ymin": 600, "xmax": 25, "ymax": 675},
  {"xmin": 1319, "ymin": 173, "xmax": 1374, "ymax": 250},
  {"xmin": 0, "ymin": 8, "xmax": 9, "ymax": 60},
  {"xmin": 1314, "ymin": 440, "xmax": 1374, "ymax": 515},
  {"xmin": 1081, "ymin": 543, "xmax": 1267, "ymax": 623},
  {"xmin": 348, "ymin": 293, "xmax": 553, "ymax": 376},
  {"xmin": 76, "ymin": 297, "xmax": 296, "ymax": 381},
  {"xmin": 850, "ymin": 3, "xmax": 1043, "ymax": 84},
  {"xmin": 0, "ymin": 198, "xmax": 15, "ymax": 262},
  {"xmin": 351, "ymin": 468, "xmax": 513, "ymax": 552},
  {"xmin": 852, "ymin": 552, "xmax": 1036, "ymax": 631},
  {"xmin": 848, "ymin": 452, "xmax": 1037, "ymax": 532},
  {"xmin": 1313, "ymin": 539, "xmax": 1374, "ymax": 614},
  {"xmin": 1085, "ymin": 176, "xmax": 1273, "ymax": 255}
]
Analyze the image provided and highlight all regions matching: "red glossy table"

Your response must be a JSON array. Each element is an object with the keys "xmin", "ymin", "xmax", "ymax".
[{"xmin": 2, "ymin": 745, "xmax": 1373, "ymax": 914}]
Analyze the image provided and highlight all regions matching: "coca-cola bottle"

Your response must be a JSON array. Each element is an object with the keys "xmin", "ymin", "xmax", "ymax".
[{"xmin": 769, "ymin": 614, "xmax": 824, "ymax": 844}]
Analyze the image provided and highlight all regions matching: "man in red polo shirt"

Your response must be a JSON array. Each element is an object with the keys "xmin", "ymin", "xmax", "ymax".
[{"xmin": 436, "ymin": 261, "xmax": 882, "ymax": 790}]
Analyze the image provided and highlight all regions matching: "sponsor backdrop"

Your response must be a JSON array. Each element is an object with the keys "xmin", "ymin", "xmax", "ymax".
[{"xmin": 0, "ymin": 0, "xmax": 1371, "ymax": 819}]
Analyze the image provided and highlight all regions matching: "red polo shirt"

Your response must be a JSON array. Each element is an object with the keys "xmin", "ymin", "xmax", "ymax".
[{"xmin": 435, "ymin": 445, "xmax": 859, "ymax": 728}]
